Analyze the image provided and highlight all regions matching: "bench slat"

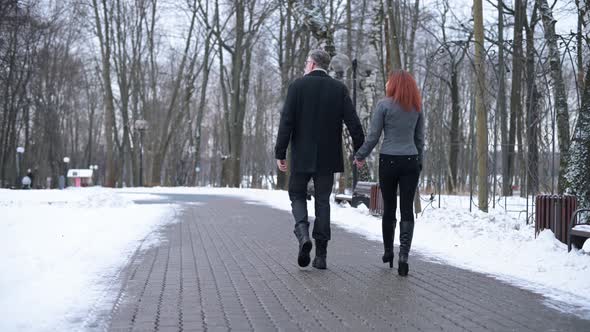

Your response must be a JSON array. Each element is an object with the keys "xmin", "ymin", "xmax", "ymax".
[{"xmin": 570, "ymin": 229, "xmax": 590, "ymax": 237}]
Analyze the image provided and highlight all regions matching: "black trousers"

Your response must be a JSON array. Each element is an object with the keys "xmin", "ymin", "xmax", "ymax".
[
  {"xmin": 288, "ymin": 172, "xmax": 334, "ymax": 241},
  {"xmin": 379, "ymin": 154, "xmax": 420, "ymax": 228}
]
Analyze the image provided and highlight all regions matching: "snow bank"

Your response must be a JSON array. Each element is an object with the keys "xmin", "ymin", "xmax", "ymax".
[{"xmin": 0, "ymin": 188, "xmax": 177, "ymax": 331}]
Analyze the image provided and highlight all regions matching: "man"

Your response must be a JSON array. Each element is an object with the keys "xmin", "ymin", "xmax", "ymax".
[{"xmin": 274, "ymin": 49, "xmax": 365, "ymax": 269}]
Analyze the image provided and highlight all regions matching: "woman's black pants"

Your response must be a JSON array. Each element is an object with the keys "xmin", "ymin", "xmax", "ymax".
[{"xmin": 379, "ymin": 154, "xmax": 420, "ymax": 257}]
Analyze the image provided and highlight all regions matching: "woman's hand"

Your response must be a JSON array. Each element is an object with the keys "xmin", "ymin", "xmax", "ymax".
[{"xmin": 353, "ymin": 158, "xmax": 365, "ymax": 169}]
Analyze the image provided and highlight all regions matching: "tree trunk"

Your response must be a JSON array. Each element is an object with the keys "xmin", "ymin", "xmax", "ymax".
[
  {"xmin": 498, "ymin": 0, "xmax": 508, "ymax": 197},
  {"xmin": 276, "ymin": 1, "xmax": 294, "ymax": 190},
  {"xmin": 447, "ymin": 70, "xmax": 460, "ymax": 193},
  {"xmin": 193, "ymin": 31, "xmax": 213, "ymax": 187},
  {"xmin": 538, "ymin": 0, "xmax": 571, "ymax": 194},
  {"xmin": 524, "ymin": 4, "xmax": 539, "ymax": 195},
  {"xmin": 576, "ymin": 0, "xmax": 584, "ymax": 96},
  {"xmin": 407, "ymin": 0, "xmax": 420, "ymax": 73},
  {"xmin": 506, "ymin": 0, "xmax": 525, "ymax": 197},
  {"xmin": 386, "ymin": 0, "xmax": 402, "ymax": 70},
  {"xmin": 92, "ymin": 0, "xmax": 117, "ymax": 187},
  {"xmin": 225, "ymin": 1, "xmax": 246, "ymax": 187},
  {"xmin": 474, "ymin": 0, "xmax": 488, "ymax": 211},
  {"xmin": 566, "ymin": 63, "xmax": 590, "ymax": 208}
]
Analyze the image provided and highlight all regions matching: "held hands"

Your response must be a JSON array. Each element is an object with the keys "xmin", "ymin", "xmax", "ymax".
[
  {"xmin": 353, "ymin": 158, "xmax": 365, "ymax": 169},
  {"xmin": 277, "ymin": 159, "xmax": 288, "ymax": 173}
]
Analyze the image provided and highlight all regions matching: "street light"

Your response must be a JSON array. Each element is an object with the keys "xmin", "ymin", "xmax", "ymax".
[
  {"xmin": 15, "ymin": 147, "xmax": 24, "ymax": 188},
  {"xmin": 135, "ymin": 119, "xmax": 149, "ymax": 187},
  {"xmin": 63, "ymin": 156, "xmax": 70, "ymax": 188}
]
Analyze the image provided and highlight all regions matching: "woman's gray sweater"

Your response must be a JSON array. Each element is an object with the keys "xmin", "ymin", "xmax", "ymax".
[{"xmin": 355, "ymin": 98, "xmax": 424, "ymax": 161}]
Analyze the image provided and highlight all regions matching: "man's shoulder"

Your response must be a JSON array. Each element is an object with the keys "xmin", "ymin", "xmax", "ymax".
[{"xmin": 288, "ymin": 73, "xmax": 348, "ymax": 97}]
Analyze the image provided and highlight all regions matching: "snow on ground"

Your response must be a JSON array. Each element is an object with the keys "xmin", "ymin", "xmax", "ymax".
[
  {"xmin": 0, "ymin": 188, "xmax": 178, "ymax": 332},
  {"xmin": 123, "ymin": 187, "xmax": 590, "ymax": 319}
]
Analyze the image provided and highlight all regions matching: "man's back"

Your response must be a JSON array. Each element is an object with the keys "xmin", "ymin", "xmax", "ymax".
[
  {"xmin": 275, "ymin": 70, "xmax": 364, "ymax": 174},
  {"xmin": 275, "ymin": 49, "xmax": 365, "ymax": 270}
]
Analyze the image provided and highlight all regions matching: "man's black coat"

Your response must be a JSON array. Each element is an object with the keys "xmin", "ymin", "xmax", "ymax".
[{"xmin": 274, "ymin": 70, "xmax": 365, "ymax": 174}]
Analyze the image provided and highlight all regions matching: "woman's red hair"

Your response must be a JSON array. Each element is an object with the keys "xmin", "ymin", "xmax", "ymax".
[{"xmin": 385, "ymin": 70, "xmax": 421, "ymax": 112}]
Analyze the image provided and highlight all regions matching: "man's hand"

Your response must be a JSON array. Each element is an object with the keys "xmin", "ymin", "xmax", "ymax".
[
  {"xmin": 353, "ymin": 158, "xmax": 365, "ymax": 169},
  {"xmin": 277, "ymin": 159, "xmax": 288, "ymax": 173}
]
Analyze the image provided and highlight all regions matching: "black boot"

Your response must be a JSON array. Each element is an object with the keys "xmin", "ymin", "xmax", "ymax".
[
  {"xmin": 382, "ymin": 219, "xmax": 395, "ymax": 268},
  {"xmin": 294, "ymin": 223, "xmax": 312, "ymax": 267},
  {"xmin": 312, "ymin": 240, "xmax": 327, "ymax": 269},
  {"xmin": 398, "ymin": 221, "xmax": 414, "ymax": 276}
]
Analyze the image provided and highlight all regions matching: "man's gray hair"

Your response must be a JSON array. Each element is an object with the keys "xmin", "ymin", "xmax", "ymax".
[{"xmin": 308, "ymin": 49, "xmax": 331, "ymax": 70}]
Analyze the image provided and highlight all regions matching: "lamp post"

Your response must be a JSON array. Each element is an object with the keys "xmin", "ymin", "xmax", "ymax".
[
  {"xmin": 16, "ymin": 147, "xmax": 24, "ymax": 188},
  {"xmin": 135, "ymin": 119, "xmax": 149, "ymax": 187},
  {"xmin": 63, "ymin": 157, "xmax": 70, "ymax": 188}
]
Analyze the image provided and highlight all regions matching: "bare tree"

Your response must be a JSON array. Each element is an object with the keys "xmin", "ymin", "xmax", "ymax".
[
  {"xmin": 91, "ymin": 0, "xmax": 117, "ymax": 187},
  {"xmin": 148, "ymin": 0, "xmax": 199, "ymax": 186},
  {"xmin": 525, "ymin": 2, "xmax": 540, "ymax": 195}
]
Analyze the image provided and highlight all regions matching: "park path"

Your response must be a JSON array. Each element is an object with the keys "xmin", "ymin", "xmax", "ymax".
[{"xmin": 101, "ymin": 193, "xmax": 588, "ymax": 331}]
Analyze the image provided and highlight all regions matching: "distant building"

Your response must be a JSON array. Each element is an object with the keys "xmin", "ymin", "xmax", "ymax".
[{"xmin": 67, "ymin": 169, "xmax": 94, "ymax": 187}]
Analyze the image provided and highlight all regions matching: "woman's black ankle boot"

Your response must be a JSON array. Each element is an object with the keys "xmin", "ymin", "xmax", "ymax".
[
  {"xmin": 382, "ymin": 250, "xmax": 394, "ymax": 268},
  {"xmin": 398, "ymin": 221, "xmax": 414, "ymax": 276},
  {"xmin": 382, "ymin": 220, "xmax": 395, "ymax": 268}
]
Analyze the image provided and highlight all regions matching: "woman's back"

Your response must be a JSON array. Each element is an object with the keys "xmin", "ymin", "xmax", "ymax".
[
  {"xmin": 355, "ymin": 97, "xmax": 424, "ymax": 159},
  {"xmin": 379, "ymin": 98, "xmax": 422, "ymax": 156}
]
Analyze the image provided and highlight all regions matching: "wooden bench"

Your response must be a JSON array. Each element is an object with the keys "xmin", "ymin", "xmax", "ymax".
[
  {"xmin": 352, "ymin": 181, "xmax": 374, "ymax": 208},
  {"xmin": 568, "ymin": 208, "xmax": 590, "ymax": 252},
  {"xmin": 334, "ymin": 181, "xmax": 376, "ymax": 208}
]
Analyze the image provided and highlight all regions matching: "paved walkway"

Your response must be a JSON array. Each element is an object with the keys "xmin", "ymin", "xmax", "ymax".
[{"xmin": 103, "ymin": 193, "xmax": 589, "ymax": 331}]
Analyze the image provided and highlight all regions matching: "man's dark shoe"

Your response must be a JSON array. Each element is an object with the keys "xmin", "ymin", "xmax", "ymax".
[
  {"xmin": 312, "ymin": 256, "xmax": 326, "ymax": 269},
  {"xmin": 312, "ymin": 240, "xmax": 328, "ymax": 269},
  {"xmin": 294, "ymin": 223, "xmax": 312, "ymax": 267},
  {"xmin": 298, "ymin": 240, "xmax": 312, "ymax": 267},
  {"xmin": 398, "ymin": 253, "xmax": 409, "ymax": 276}
]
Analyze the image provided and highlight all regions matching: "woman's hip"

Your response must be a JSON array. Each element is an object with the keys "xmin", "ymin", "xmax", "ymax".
[{"xmin": 379, "ymin": 154, "xmax": 419, "ymax": 172}]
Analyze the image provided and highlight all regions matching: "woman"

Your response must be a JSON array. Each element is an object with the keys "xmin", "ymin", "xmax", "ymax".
[{"xmin": 354, "ymin": 70, "xmax": 424, "ymax": 276}]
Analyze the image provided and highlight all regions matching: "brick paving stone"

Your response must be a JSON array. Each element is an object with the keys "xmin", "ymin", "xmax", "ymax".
[{"xmin": 98, "ymin": 193, "xmax": 590, "ymax": 331}]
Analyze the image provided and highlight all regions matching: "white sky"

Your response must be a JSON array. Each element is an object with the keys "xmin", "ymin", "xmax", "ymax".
[
  {"xmin": 65, "ymin": 0, "xmax": 580, "ymax": 52},
  {"xmin": 436, "ymin": 0, "xmax": 578, "ymax": 34}
]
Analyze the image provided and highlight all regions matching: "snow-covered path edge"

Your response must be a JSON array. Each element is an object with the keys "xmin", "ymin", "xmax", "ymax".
[
  {"xmin": 123, "ymin": 187, "xmax": 590, "ymax": 320},
  {"xmin": 78, "ymin": 209, "xmax": 182, "ymax": 331},
  {"xmin": 0, "ymin": 188, "xmax": 179, "ymax": 331}
]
